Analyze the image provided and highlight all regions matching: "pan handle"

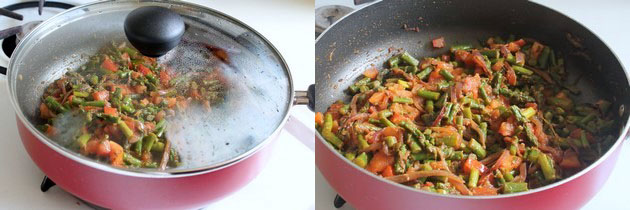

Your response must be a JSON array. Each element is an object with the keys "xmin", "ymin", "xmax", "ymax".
[
  {"xmin": 284, "ymin": 84, "xmax": 315, "ymax": 151},
  {"xmin": 294, "ymin": 84, "xmax": 315, "ymax": 111}
]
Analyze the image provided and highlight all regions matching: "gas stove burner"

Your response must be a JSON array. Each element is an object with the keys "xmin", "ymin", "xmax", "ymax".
[
  {"xmin": 41, "ymin": 176, "xmax": 108, "ymax": 210},
  {"xmin": 0, "ymin": 1, "xmax": 74, "ymax": 57}
]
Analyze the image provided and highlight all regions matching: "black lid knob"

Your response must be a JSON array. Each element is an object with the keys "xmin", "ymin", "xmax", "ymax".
[{"xmin": 124, "ymin": 6, "xmax": 185, "ymax": 57}]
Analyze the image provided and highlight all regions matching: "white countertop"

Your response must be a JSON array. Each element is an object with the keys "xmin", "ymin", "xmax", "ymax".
[
  {"xmin": 0, "ymin": 0, "xmax": 315, "ymax": 209},
  {"xmin": 315, "ymin": 0, "xmax": 630, "ymax": 209}
]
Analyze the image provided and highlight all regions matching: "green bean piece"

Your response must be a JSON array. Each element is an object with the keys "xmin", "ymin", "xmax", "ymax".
[
  {"xmin": 440, "ymin": 70, "xmax": 455, "ymax": 81},
  {"xmin": 123, "ymin": 153, "xmax": 142, "ymax": 167},
  {"xmin": 393, "ymin": 97, "xmax": 413, "ymax": 104},
  {"xmin": 479, "ymin": 85, "xmax": 490, "ymax": 104},
  {"xmin": 512, "ymin": 66, "xmax": 533, "ymax": 75},
  {"xmin": 425, "ymin": 100, "xmax": 434, "ymax": 114},
  {"xmin": 143, "ymin": 133, "xmax": 157, "ymax": 153},
  {"xmin": 71, "ymin": 97, "xmax": 85, "ymax": 106},
  {"xmin": 481, "ymin": 49, "xmax": 500, "ymax": 59},
  {"xmin": 379, "ymin": 110, "xmax": 396, "ymax": 127},
  {"xmin": 503, "ymin": 169, "xmax": 514, "ymax": 182},
  {"xmin": 134, "ymin": 138, "xmax": 143, "ymax": 154},
  {"xmin": 580, "ymin": 130, "xmax": 591, "ymax": 148},
  {"xmin": 538, "ymin": 154, "xmax": 556, "ymax": 181},
  {"xmin": 503, "ymin": 182, "xmax": 528, "ymax": 194},
  {"xmin": 479, "ymin": 122, "xmax": 488, "ymax": 142},
  {"xmin": 322, "ymin": 113, "xmax": 344, "ymax": 149},
  {"xmin": 468, "ymin": 138, "xmax": 486, "ymax": 158},
  {"xmin": 538, "ymin": 46, "xmax": 551, "ymax": 69},
  {"xmin": 450, "ymin": 44, "xmax": 473, "ymax": 52},
  {"xmin": 84, "ymin": 100, "xmax": 106, "ymax": 107},
  {"xmin": 385, "ymin": 136, "xmax": 398, "ymax": 147},
  {"xmin": 400, "ymin": 51, "xmax": 420, "ymax": 66},
  {"xmin": 151, "ymin": 142, "xmax": 165, "ymax": 152},
  {"xmin": 73, "ymin": 91, "xmax": 90, "ymax": 98},
  {"xmin": 447, "ymin": 104, "xmax": 459, "ymax": 124},
  {"xmin": 417, "ymin": 67, "xmax": 433, "ymax": 80},
  {"xmin": 525, "ymin": 124, "xmax": 539, "ymax": 147},
  {"xmin": 75, "ymin": 133, "xmax": 91, "ymax": 148},
  {"xmin": 388, "ymin": 55, "xmax": 401, "ymax": 67},
  {"xmin": 409, "ymin": 140, "xmax": 422, "ymax": 154},
  {"xmin": 579, "ymin": 113, "xmax": 596, "ymax": 125},
  {"xmin": 436, "ymin": 93, "xmax": 448, "ymax": 108},
  {"xmin": 45, "ymin": 96, "xmax": 68, "ymax": 113},
  {"xmin": 121, "ymin": 104, "xmax": 135, "ymax": 114},
  {"xmin": 521, "ymin": 107, "xmax": 536, "ymax": 119},
  {"xmin": 117, "ymin": 119, "xmax": 134, "ymax": 139},
  {"xmin": 468, "ymin": 168, "xmax": 480, "ymax": 188},
  {"xmin": 353, "ymin": 152, "xmax": 368, "ymax": 168},
  {"xmin": 526, "ymin": 148, "xmax": 541, "ymax": 162},
  {"xmin": 463, "ymin": 107, "xmax": 473, "ymax": 119},
  {"xmin": 418, "ymin": 90, "xmax": 440, "ymax": 100},
  {"xmin": 437, "ymin": 135, "xmax": 458, "ymax": 148},
  {"xmin": 358, "ymin": 135, "xmax": 370, "ymax": 150},
  {"xmin": 510, "ymin": 105, "xmax": 527, "ymax": 123},
  {"xmin": 344, "ymin": 152, "xmax": 356, "ymax": 161}
]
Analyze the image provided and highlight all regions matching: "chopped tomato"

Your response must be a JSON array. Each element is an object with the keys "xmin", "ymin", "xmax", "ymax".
[
  {"xmin": 499, "ymin": 155, "xmax": 522, "ymax": 171},
  {"xmin": 492, "ymin": 60, "xmax": 504, "ymax": 71},
  {"xmin": 85, "ymin": 139, "xmax": 99, "ymax": 155},
  {"xmin": 512, "ymin": 39, "xmax": 526, "ymax": 47},
  {"xmin": 560, "ymin": 149, "xmax": 581, "ymax": 169},
  {"xmin": 92, "ymin": 90, "xmax": 109, "ymax": 101},
  {"xmin": 463, "ymin": 157, "xmax": 488, "ymax": 174},
  {"xmin": 101, "ymin": 56, "xmax": 118, "ymax": 72},
  {"xmin": 367, "ymin": 151, "xmax": 393, "ymax": 173},
  {"xmin": 96, "ymin": 140, "xmax": 111, "ymax": 156},
  {"xmin": 159, "ymin": 70, "xmax": 171, "ymax": 87},
  {"xmin": 462, "ymin": 74, "xmax": 481, "ymax": 98},
  {"xmin": 39, "ymin": 103, "xmax": 54, "ymax": 119},
  {"xmin": 506, "ymin": 42, "xmax": 521, "ymax": 52},
  {"xmin": 103, "ymin": 107, "xmax": 118, "ymax": 116},
  {"xmin": 428, "ymin": 68, "xmax": 443, "ymax": 83},
  {"xmin": 166, "ymin": 97, "xmax": 177, "ymax": 108},
  {"xmin": 369, "ymin": 91, "xmax": 386, "ymax": 105},
  {"xmin": 382, "ymin": 165, "xmax": 394, "ymax": 177},
  {"xmin": 124, "ymin": 119, "xmax": 136, "ymax": 132},
  {"xmin": 109, "ymin": 141, "xmax": 124, "ymax": 167},
  {"xmin": 432, "ymin": 37, "xmax": 445, "ymax": 48},
  {"xmin": 45, "ymin": 126, "xmax": 57, "ymax": 136},
  {"xmin": 137, "ymin": 64, "xmax": 152, "ymax": 75},
  {"xmin": 498, "ymin": 120, "xmax": 516, "ymax": 136},
  {"xmin": 363, "ymin": 67, "xmax": 379, "ymax": 79},
  {"xmin": 381, "ymin": 126, "xmax": 403, "ymax": 142}
]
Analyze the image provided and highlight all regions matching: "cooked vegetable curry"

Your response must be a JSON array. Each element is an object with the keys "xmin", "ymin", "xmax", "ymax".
[
  {"xmin": 317, "ymin": 36, "xmax": 617, "ymax": 195},
  {"xmin": 39, "ymin": 43, "xmax": 225, "ymax": 170}
]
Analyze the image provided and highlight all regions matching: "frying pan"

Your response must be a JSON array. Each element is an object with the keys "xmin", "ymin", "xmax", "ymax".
[{"xmin": 315, "ymin": 0, "xmax": 630, "ymax": 209}]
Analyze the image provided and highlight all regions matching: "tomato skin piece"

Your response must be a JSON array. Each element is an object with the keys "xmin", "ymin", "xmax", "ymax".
[{"xmin": 104, "ymin": 107, "xmax": 118, "ymax": 116}]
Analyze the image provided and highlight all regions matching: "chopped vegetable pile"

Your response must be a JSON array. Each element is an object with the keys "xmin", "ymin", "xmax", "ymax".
[
  {"xmin": 316, "ymin": 36, "xmax": 617, "ymax": 195},
  {"xmin": 39, "ymin": 43, "xmax": 226, "ymax": 170}
]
